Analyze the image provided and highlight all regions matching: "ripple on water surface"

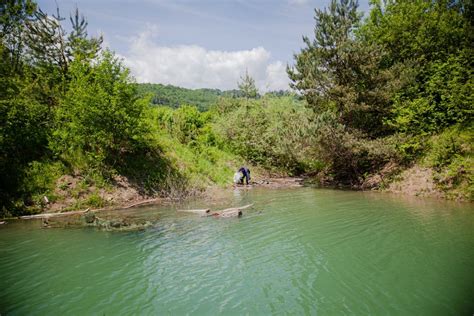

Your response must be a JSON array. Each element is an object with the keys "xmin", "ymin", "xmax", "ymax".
[{"xmin": 0, "ymin": 188, "xmax": 473, "ymax": 314}]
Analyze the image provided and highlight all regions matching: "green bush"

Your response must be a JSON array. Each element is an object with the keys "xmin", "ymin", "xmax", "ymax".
[
  {"xmin": 50, "ymin": 50, "xmax": 148, "ymax": 172},
  {"xmin": 391, "ymin": 52, "xmax": 473, "ymax": 135},
  {"xmin": 423, "ymin": 127, "xmax": 473, "ymax": 200},
  {"xmin": 214, "ymin": 96, "xmax": 316, "ymax": 174},
  {"xmin": 425, "ymin": 127, "xmax": 472, "ymax": 169},
  {"xmin": 19, "ymin": 160, "xmax": 65, "ymax": 214},
  {"xmin": 310, "ymin": 110, "xmax": 400, "ymax": 184},
  {"xmin": 86, "ymin": 193, "xmax": 105, "ymax": 208}
]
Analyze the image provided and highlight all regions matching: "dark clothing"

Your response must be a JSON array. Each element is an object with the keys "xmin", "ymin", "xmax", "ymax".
[{"xmin": 238, "ymin": 167, "xmax": 251, "ymax": 185}]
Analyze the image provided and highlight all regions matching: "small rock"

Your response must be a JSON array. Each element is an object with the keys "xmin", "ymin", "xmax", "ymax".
[{"xmin": 0, "ymin": 221, "xmax": 6, "ymax": 225}]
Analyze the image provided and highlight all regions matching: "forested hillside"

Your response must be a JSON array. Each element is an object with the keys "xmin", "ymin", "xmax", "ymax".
[
  {"xmin": 135, "ymin": 83, "xmax": 292, "ymax": 111},
  {"xmin": 136, "ymin": 83, "xmax": 228, "ymax": 111},
  {"xmin": 0, "ymin": 0, "xmax": 472, "ymax": 217}
]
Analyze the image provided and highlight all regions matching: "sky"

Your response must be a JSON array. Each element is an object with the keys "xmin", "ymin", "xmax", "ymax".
[{"xmin": 37, "ymin": 0, "xmax": 370, "ymax": 91}]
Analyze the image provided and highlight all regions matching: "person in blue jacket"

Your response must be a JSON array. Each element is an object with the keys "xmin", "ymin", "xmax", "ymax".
[{"xmin": 237, "ymin": 167, "xmax": 251, "ymax": 185}]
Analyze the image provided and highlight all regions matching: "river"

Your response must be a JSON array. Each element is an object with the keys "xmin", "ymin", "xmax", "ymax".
[{"xmin": 1, "ymin": 187, "xmax": 473, "ymax": 315}]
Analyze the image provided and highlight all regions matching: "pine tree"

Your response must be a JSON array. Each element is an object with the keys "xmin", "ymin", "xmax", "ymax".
[
  {"xmin": 238, "ymin": 69, "xmax": 258, "ymax": 99},
  {"xmin": 25, "ymin": 6, "xmax": 102, "ymax": 75},
  {"xmin": 287, "ymin": 0, "xmax": 361, "ymax": 112},
  {"xmin": 287, "ymin": 0, "xmax": 398, "ymax": 136}
]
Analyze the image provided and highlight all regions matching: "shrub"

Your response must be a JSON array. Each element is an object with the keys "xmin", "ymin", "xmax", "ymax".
[
  {"xmin": 214, "ymin": 96, "xmax": 315, "ymax": 174},
  {"xmin": 425, "ymin": 126, "xmax": 473, "ymax": 200},
  {"xmin": 50, "ymin": 50, "xmax": 148, "ymax": 172}
]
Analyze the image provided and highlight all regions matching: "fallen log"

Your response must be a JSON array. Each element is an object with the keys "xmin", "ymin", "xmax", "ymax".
[
  {"xmin": 16, "ymin": 197, "xmax": 161, "ymax": 221},
  {"xmin": 211, "ymin": 203, "xmax": 254, "ymax": 218},
  {"xmin": 215, "ymin": 204, "xmax": 253, "ymax": 213},
  {"xmin": 19, "ymin": 209, "xmax": 90, "ymax": 220},
  {"xmin": 121, "ymin": 198, "xmax": 161, "ymax": 209},
  {"xmin": 177, "ymin": 209, "xmax": 211, "ymax": 216},
  {"xmin": 177, "ymin": 204, "xmax": 254, "ymax": 218},
  {"xmin": 214, "ymin": 209, "xmax": 242, "ymax": 218}
]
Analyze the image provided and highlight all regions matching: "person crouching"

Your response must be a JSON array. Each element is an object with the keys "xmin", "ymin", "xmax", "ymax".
[{"xmin": 233, "ymin": 167, "xmax": 250, "ymax": 185}]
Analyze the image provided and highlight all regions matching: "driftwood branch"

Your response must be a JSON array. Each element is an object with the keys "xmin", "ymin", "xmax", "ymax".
[
  {"xmin": 177, "ymin": 209, "xmax": 210, "ymax": 216},
  {"xmin": 19, "ymin": 209, "xmax": 90, "ymax": 220},
  {"xmin": 212, "ymin": 203, "xmax": 254, "ymax": 218},
  {"xmin": 215, "ymin": 204, "xmax": 254, "ymax": 213},
  {"xmin": 177, "ymin": 204, "xmax": 254, "ymax": 218},
  {"xmin": 16, "ymin": 198, "xmax": 162, "ymax": 220},
  {"xmin": 121, "ymin": 198, "xmax": 161, "ymax": 209},
  {"xmin": 16, "ymin": 202, "xmax": 254, "ymax": 222}
]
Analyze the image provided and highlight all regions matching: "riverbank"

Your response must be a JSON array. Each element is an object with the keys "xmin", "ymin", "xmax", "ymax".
[
  {"xmin": 1, "ymin": 166, "xmax": 470, "ymax": 221},
  {"xmin": 367, "ymin": 164, "xmax": 471, "ymax": 202},
  {"xmin": 0, "ymin": 176, "xmax": 302, "ymax": 220}
]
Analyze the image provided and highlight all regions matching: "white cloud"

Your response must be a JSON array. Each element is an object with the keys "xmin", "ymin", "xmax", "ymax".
[
  {"xmin": 120, "ymin": 28, "xmax": 290, "ymax": 91},
  {"xmin": 265, "ymin": 61, "xmax": 290, "ymax": 91}
]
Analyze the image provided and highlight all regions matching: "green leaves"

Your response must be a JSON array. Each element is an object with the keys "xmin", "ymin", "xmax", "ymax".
[
  {"xmin": 288, "ymin": 0, "xmax": 473, "ymax": 187},
  {"xmin": 24, "ymin": 5, "xmax": 102, "ymax": 76},
  {"xmin": 51, "ymin": 50, "xmax": 147, "ymax": 170},
  {"xmin": 288, "ymin": 0, "xmax": 398, "ymax": 136},
  {"xmin": 390, "ymin": 50, "xmax": 473, "ymax": 134},
  {"xmin": 214, "ymin": 96, "xmax": 316, "ymax": 174}
]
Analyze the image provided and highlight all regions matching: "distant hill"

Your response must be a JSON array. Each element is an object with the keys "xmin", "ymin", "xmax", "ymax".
[
  {"xmin": 135, "ymin": 83, "xmax": 240, "ymax": 111},
  {"xmin": 135, "ymin": 83, "xmax": 294, "ymax": 111}
]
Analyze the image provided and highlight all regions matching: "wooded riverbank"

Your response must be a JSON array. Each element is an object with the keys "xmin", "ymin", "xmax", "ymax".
[{"xmin": 1, "ymin": 0, "xmax": 472, "ymax": 218}]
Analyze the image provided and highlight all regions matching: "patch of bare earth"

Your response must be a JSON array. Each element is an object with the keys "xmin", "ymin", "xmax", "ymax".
[
  {"xmin": 362, "ymin": 161, "xmax": 400, "ymax": 190},
  {"xmin": 385, "ymin": 165, "xmax": 445, "ymax": 198}
]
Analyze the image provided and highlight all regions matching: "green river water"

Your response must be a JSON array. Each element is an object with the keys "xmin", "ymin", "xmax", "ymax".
[{"xmin": 1, "ymin": 188, "xmax": 473, "ymax": 315}]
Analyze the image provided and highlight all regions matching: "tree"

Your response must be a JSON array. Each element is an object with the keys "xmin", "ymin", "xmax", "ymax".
[
  {"xmin": 50, "ymin": 50, "xmax": 147, "ymax": 171},
  {"xmin": 67, "ymin": 7, "xmax": 103, "ymax": 62},
  {"xmin": 361, "ymin": 0, "xmax": 471, "ymax": 66},
  {"xmin": 361, "ymin": 0, "xmax": 474, "ymax": 134},
  {"xmin": 288, "ymin": 0, "xmax": 399, "ymax": 136},
  {"xmin": 0, "ymin": 0, "xmax": 37, "ymax": 73},
  {"xmin": 0, "ymin": 0, "xmax": 51, "ymax": 212},
  {"xmin": 238, "ymin": 69, "xmax": 258, "ymax": 99},
  {"xmin": 287, "ymin": 0, "xmax": 361, "ymax": 107},
  {"xmin": 25, "ymin": 6, "xmax": 102, "ymax": 76}
]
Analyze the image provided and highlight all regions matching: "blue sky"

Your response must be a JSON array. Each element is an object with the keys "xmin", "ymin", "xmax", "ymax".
[{"xmin": 37, "ymin": 0, "xmax": 370, "ymax": 91}]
